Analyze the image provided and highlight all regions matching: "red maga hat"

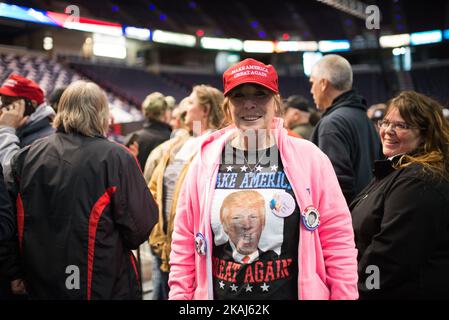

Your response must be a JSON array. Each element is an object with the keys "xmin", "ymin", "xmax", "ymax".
[
  {"xmin": 223, "ymin": 58, "xmax": 279, "ymax": 96},
  {"xmin": 0, "ymin": 73, "xmax": 45, "ymax": 105}
]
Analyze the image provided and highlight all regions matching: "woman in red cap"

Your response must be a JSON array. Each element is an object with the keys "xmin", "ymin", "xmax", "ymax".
[
  {"xmin": 168, "ymin": 58, "xmax": 358, "ymax": 300},
  {"xmin": 0, "ymin": 73, "xmax": 55, "ymax": 170}
]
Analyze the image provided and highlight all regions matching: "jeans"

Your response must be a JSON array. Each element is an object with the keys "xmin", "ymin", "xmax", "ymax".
[{"xmin": 151, "ymin": 253, "xmax": 169, "ymax": 300}]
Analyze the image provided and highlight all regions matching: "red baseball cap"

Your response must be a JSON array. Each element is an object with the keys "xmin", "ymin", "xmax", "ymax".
[
  {"xmin": 223, "ymin": 58, "xmax": 279, "ymax": 96},
  {"xmin": 0, "ymin": 74, "xmax": 45, "ymax": 105}
]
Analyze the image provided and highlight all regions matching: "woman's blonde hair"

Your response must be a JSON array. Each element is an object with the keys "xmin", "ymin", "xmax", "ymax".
[
  {"xmin": 221, "ymin": 90, "xmax": 283, "ymax": 127},
  {"xmin": 192, "ymin": 84, "xmax": 224, "ymax": 129},
  {"xmin": 388, "ymin": 91, "xmax": 449, "ymax": 181},
  {"xmin": 53, "ymin": 81, "xmax": 110, "ymax": 137}
]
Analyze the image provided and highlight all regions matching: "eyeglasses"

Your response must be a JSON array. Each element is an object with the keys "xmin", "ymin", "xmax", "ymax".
[{"xmin": 377, "ymin": 119, "xmax": 415, "ymax": 132}]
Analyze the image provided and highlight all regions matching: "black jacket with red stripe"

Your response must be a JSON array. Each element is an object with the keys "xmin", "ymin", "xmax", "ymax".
[{"xmin": 4, "ymin": 130, "xmax": 158, "ymax": 299}]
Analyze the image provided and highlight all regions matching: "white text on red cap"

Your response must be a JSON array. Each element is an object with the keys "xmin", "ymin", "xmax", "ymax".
[
  {"xmin": 3, "ymin": 79, "xmax": 18, "ymax": 87},
  {"xmin": 230, "ymin": 65, "xmax": 269, "ymax": 75}
]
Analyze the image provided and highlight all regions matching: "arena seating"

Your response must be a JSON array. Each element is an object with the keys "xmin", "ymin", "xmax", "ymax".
[
  {"xmin": 70, "ymin": 61, "xmax": 189, "ymax": 104},
  {"xmin": 2, "ymin": 52, "xmax": 447, "ymax": 123},
  {"xmin": 0, "ymin": 53, "xmax": 142, "ymax": 123},
  {"xmin": 411, "ymin": 64, "xmax": 449, "ymax": 106}
]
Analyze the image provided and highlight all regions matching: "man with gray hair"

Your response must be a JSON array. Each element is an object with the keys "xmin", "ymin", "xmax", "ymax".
[
  {"xmin": 1, "ymin": 80, "xmax": 158, "ymax": 299},
  {"xmin": 309, "ymin": 54, "xmax": 380, "ymax": 204}
]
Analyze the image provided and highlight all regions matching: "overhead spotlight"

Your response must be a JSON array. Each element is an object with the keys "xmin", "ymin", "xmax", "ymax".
[
  {"xmin": 43, "ymin": 36, "xmax": 53, "ymax": 51},
  {"xmin": 392, "ymin": 47, "xmax": 407, "ymax": 56}
]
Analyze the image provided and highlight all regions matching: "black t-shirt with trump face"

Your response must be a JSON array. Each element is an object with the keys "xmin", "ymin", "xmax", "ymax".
[{"xmin": 211, "ymin": 143, "xmax": 300, "ymax": 300}]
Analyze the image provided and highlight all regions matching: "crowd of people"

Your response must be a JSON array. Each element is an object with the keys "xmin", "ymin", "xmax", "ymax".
[{"xmin": 0, "ymin": 54, "xmax": 449, "ymax": 300}]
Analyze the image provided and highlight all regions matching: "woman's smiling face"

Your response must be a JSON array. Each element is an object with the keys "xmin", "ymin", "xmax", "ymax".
[
  {"xmin": 380, "ymin": 107, "xmax": 422, "ymax": 158},
  {"xmin": 228, "ymin": 84, "xmax": 276, "ymax": 132}
]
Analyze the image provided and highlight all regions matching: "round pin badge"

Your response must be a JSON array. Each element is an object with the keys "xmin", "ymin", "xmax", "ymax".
[
  {"xmin": 302, "ymin": 206, "xmax": 320, "ymax": 231},
  {"xmin": 194, "ymin": 233, "xmax": 207, "ymax": 256},
  {"xmin": 270, "ymin": 192, "xmax": 296, "ymax": 218}
]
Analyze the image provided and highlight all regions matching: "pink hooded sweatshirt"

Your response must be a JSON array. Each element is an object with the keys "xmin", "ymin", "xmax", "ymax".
[{"xmin": 168, "ymin": 118, "xmax": 358, "ymax": 300}]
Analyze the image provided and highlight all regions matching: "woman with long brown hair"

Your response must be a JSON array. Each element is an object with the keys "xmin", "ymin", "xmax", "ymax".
[{"xmin": 351, "ymin": 91, "xmax": 449, "ymax": 299}]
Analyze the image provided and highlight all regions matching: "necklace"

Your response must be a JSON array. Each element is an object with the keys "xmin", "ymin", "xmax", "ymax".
[
  {"xmin": 230, "ymin": 134, "xmax": 275, "ymax": 176},
  {"xmin": 239, "ymin": 148, "xmax": 269, "ymax": 177}
]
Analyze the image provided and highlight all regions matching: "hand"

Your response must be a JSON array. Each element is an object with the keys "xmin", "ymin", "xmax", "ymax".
[
  {"xmin": 129, "ymin": 141, "xmax": 139, "ymax": 158},
  {"xmin": 11, "ymin": 278, "xmax": 27, "ymax": 295},
  {"xmin": 0, "ymin": 99, "xmax": 28, "ymax": 129}
]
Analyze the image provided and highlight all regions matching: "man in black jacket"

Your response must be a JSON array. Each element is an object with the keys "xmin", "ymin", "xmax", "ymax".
[
  {"xmin": 125, "ymin": 92, "xmax": 172, "ymax": 169},
  {"xmin": 0, "ymin": 164, "xmax": 13, "ymax": 242},
  {"xmin": 0, "ymin": 163, "xmax": 17, "ymax": 299},
  {"xmin": 2, "ymin": 81, "xmax": 158, "ymax": 299},
  {"xmin": 309, "ymin": 55, "xmax": 381, "ymax": 204}
]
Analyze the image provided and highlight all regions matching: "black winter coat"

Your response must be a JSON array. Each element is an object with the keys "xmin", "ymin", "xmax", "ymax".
[
  {"xmin": 0, "ymin": 164, "xmax": 14, "ymax": 242},
  {"xmin": 310, "ymin": 90, "xmax": 381, "ymax": 204},
  {"xmin": 350, "ymin": 159, "xmax": 449, "ymax": 299},
  {"xmin": 126, "ymin": 120, "xmax": 172, "ymax": 169},
  {"xmin": 2, "ymin": 130, "xmax": 158, "ymax": 299}
]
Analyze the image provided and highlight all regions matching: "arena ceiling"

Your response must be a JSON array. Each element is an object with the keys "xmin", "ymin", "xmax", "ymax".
[{"xmin": 2, "ymin": 0, "xmax": 448, "ymax": 41}]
